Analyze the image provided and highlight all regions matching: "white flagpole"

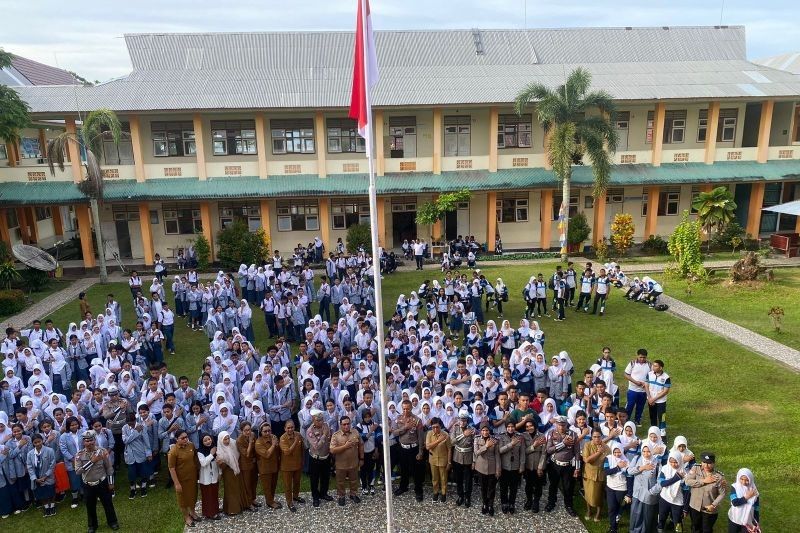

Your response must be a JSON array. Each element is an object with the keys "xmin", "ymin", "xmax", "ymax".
[{"xmin": 361, "ymin": 0, "xmax": 394, "ymax": 531}]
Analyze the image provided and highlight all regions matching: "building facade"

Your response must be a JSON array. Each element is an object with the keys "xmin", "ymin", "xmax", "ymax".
[{"xmin": 2, "ymin": 26, "xmax": 800, "ymax": 267}]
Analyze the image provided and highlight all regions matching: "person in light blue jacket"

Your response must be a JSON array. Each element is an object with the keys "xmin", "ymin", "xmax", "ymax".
[
  {"xmin": 58, "ymin": 416, "xmax": 85, "ymax": 508},
  {"xmin": 626, "ymin": 441, "xmax": 660, "ymax": 533},
  {"xmin": 26, "ymin": 433, "xmax": 57, "ymax": 516},
  {"xmin": 122, "ymin": 413, "xmax": 152, "ymax": 499}
]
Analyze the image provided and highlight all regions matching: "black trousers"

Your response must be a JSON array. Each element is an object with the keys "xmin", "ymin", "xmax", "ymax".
[
  {"xmin": 83, "ymin": 479, "xmax": 118, "ymax": 530},
  {"xmin": 649, "ymin": 402, "xmax": 667, "ymax": 435},
  {"xmin": 523, "ymin": 467, "xmax": 545, "ymax": 502},
  {"xmin": 499, "ymin": 469, "xmax": 521, "ymax": 506},
  {"xmin": 576, "ymin": 292, "xmax": 592, "ymax": 310},
  {"xmin": 690, "ymin": 507, "xmax": 719, "ymax": 533},
  {"xmin": 658, "ymin": 498, "xmax": 683, "ymax": 530},
  {"xmin": 547, "ymin": 463, "xmax": 576, "ymax": 509},
  {"xmin": 398, "ymin": 445, "xmax": 424, "ymax": 495},
  {"xmin": 452, "ymin": 461, "xmax": 473, "ymax": 499},
  {"xmin": 478, "ymin": 472, "xmax": 497, "ymax": 509},
  {"xmin": 566, "ymin": 287, "xmax": 575, "ymax": 305},
  {"xmin": 556, "ymin": 297, "xmax": 566, "ymax": 320},
  {"xmin": 111, "ymin": 433, "xmax": 125, "ymax": 470},
  {"xmin": 415, "ymin": 255, "xmax": 423, "ymax": 269},
  {"xmin": 308, "ymin": 456, "xmax": 331, "ymax": 499},
  {"xmin": 592, "ymin": 293, "xmax": 607, "ymax": 314}
]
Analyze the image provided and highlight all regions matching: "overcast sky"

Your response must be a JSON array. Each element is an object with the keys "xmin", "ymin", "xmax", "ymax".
[{"xmin": 3, "ymin": 0, "xmax": 799, "ymax": 82}]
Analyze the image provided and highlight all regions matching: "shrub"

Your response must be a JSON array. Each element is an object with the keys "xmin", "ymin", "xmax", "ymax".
[
  {"xmin": 567, "ymin": 212, "xmax": 591, "ymax": 245},
  {"xmin": 346, "ymin": 223, "xmax": 372, "ymax": 254},
  {"xmin": 610, "ymin": 213, "xmax": 635, "ymax": 257},
  {"xmin": 21, "ymin": 268, "xmax": 50, "ymax": 292},
  {"xmin": 194, "ymin": 233, "xmax": 211, "ymax": 270},
  {"xmin": 641, "ymin": 234, "xmax": 669, "ymax": 255},
  {"xmin": 711, "ymin": 221, "xmax": 746, "ymax": 250},
  {"xmin": 216, "ymin": 221, "xmax": 271, "ymax": 270},
  {"xmin": 667, "ymin": 210, "xmax": 705, "ymax": 279},
  {"xmin": 594, "ymin": 238, "xmax": 611, "ymax": 262},
  {"xmin": 0, "ymin": 241, "xmax": 11, "ymax": 263},
  {"xmin": 0, "ymin": 289, "xmax": 25, "ymax": 315},
  {"xmin": 0, "ymin": 261, "xmax": 21, "ymax": 289}
]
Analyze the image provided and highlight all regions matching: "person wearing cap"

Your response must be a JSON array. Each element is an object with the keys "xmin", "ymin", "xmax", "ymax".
[
  {"xmin": 305, "ymin": 409, "xmax": 333, "ymax": 506},
  {"xmin": 450, "ymin": 408, "xmax": 476, "ymax": 507},
  {"xmin": 685, "ymin": 452, "xmax": 727, "ymax": 533},
  {"xmin": 545, "ymin": 415, "xmax": 581, "ymax": 517},
  {"xmin": 474, "ymin": 423, "xmax": 501, "ymax": 516},
  {"xmin": 101, "ymin": 385, "xmax": 128, "ymax": 471},
  {"xmin": 330, "ymin": 415, "xmax": 363, "ymax": 506},
  {"xmin": 74, "ymin": 429, "xmax": 119, "ymax": 532},
  {"xmin": 392, "ymin": 399, "xmax": 425, "ymax": 502}
]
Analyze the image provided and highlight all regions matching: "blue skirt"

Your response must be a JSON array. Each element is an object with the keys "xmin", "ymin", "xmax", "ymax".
[{"xmin": 33, "ymin": 483, "xmax": 55, "ymax": 501}]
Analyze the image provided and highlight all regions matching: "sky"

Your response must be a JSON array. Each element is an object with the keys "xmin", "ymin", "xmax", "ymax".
[{"xmin": 3, "ymin": 0, "xmax": 799, "ymax": 82}]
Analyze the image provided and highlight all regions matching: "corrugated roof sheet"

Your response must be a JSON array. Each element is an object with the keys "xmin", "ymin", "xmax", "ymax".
[
  {"xmin": 9, "ymin": 55, "xmax": 79, "ymax": 86},
  {"xmin": 755, "ymin": 52, "xmax": 800, "ymax": 75}
]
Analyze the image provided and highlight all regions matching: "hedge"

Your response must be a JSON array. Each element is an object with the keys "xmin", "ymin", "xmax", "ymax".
[{"xmin": 0, "ymin": 289, "xmax": 26, "ymax": 316}]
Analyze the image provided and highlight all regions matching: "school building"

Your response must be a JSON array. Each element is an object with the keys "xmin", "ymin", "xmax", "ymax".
[{"xmin": 2, "ymin": 26, "xmax": 800, "ymax": 268}]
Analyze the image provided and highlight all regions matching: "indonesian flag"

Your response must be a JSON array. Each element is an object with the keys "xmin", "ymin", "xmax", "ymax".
[{"xmin": 349, "ymin": 0, "xmax": 379, "ymax": 140}]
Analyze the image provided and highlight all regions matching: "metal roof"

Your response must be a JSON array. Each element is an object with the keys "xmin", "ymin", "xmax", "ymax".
[
  {"xmin": 754, "ymin": 52, "xmax": 800, "ymax": 75},
  {"xmin": 14, "ymin": 26, "xmax": 800, "ymax": 114},
  {"xmin": 5, "ymin": 55, "xmax": 79, "ymax": 86},
  {"xmin": 3, "ymin": 160, "xmax": 799, "ymax": 205}
]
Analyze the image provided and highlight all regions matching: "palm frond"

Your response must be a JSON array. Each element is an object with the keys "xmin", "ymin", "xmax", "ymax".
[
  {"xmin": 581, "ymin": 90, "xmax": 617, "ymax": 116},
  {"xmin": 582, "ymin": 128, "xmax": 613, "ymax": 197},
  {"xmin": 514, "ymin": 83, "xmax": 553, "ymax": 116},
  {"xmin": 82, "ymin": 108, "xmax": 121, "ymax": 157},
  {"xmin": 579, "ymin": 116, "xmax": 619, "ymax": 154},
  {"xmin": 46, "ymin": 133, "xmax": 78, "ymax": 174},
  {"xmin": 564, "ymin": 68, "xmax": 591, "ymax": 105}
]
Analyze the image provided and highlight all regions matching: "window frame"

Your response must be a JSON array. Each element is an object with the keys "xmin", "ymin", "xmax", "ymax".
[
  {"xmin": 326, "ymin": 118, "xmax": 365, "ymax": 154},
  {"xmin": 276, "ymin": 200, "xmax": 319, "ymax": 232},
  {"xmin": 210, "ymin": 120, "xmax": 258, "ymax": 156},
  {"xmin": 444, "ymin": 115, "xmax": 471, "ymax": 157},
  {"xmin": 0, "ymin": 143, "xmax": 6, "ymax": 160},
  {"xmin": 163, "ymin": 203, "xmax": 202, "ymax": 235},
  {"xmin": 658, "ymin": 190, "xmax": 681, "ymax": 216},
  {"xmin": 150, "ymin": 121, "xmax": 195, "ymax": 158},
  {"xmin": 331, "ymin": 200, "xmax": 370, "ymax": 229},
  {"xmin": 552, "ymin": 195, "xmax": 579, "ymax": 220},
  {"xmin": 101, "ymin": 122, "xmax": 133, "ymax": 165},
  {"xmin": 497, "ymin": 114, "xmax": 532, "ymax": 149},
  {"xmin": 720, "ymin": 117, "xmax": 737, "ymax": 142},
  {"xmin": 496, "ymin": 197, "xmax": 529, "ymax": 223},
  {"xmin": 218, "ymin": 203, "xmax": 262, "ymax": 231}
]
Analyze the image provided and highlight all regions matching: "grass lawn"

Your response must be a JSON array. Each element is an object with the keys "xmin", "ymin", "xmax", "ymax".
[
  {"xmin": 0, "ymin": 279, "xmax": 72, "ymax": 322},
  {"xmin": 666, "ymin": 266, "xmax": 800, "ymax": 351},
  {"xmin": 9, "ymin": 265, "xmax": 798, "ymax": 532},
  {"xmin": 606, "ymin": 250, "xmax": 745, "ymax": 266}
]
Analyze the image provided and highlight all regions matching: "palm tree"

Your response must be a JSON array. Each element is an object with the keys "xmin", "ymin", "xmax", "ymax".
[
  {"xmin": 0, "ymin": 48, "xmax": 31, "ymax": 164},
  {"xmin": 692, "ymin": 186, "xmax": 737, "ymax": 250},
  {"xmin": 47, "ymin": 109, "xmax": 122, "ymax": 283},
  {"xmin": 515, "ymin": 67, "xmax": 618, "ymax": 261}
]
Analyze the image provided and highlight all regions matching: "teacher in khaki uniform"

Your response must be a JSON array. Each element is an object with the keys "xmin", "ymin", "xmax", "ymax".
[
  {"xmin": 330, "ymin": 415, "xmax": 363, "ymax": 507},
  {"xmin": 425, "ymin": 417, "xmax": 452, "ymax": 502},
  {"xmin": 684, "ymin": 452, "xmax": 727, "ymax": 533},
  {"xmin": 255, "ymin": 422, "xmax": 282, "ymax": 509},
  {"xmin": 279, "ymin": 420, "xmax": 305, "ymax": 512},
  {"xmin": 474, "ymin": 423, "xmax": 501, "ymax": 516}
]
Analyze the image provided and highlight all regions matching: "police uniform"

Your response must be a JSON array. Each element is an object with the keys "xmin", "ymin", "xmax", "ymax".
[
  {"xmin": 74, "ymin": 430, "xmax": 119, "ymax": 532},
  {"xmin": 684, "ymin": 453, "xmax": 727, "ymax": 533},
  {"xmin": 545, "ymin": 417, "xmax": 581, "ymax": 516},
  {"xmin": 473, "ymin": 428, "xmax": 501, "ymax": 515},
  {"xmin": 392, "ymin": 413, "xmax": 425, "ymax": 501},
  {"xmin": 498, "ymin": 430, "xmax": 525, "ymax": 513},
  {"xmin": 449, "ymin": 413, "xmax": 475, "ymax": 506}
]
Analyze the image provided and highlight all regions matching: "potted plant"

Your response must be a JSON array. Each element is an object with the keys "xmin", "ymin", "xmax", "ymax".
[{"xmin": 567, "ymin": 212, "xmax": 591, "ymax": 253}]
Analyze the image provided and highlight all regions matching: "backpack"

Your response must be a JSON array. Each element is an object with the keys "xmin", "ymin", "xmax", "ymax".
[{"xmin": 654, "ymin": 304, "xmax": 669, "ymax": 312}]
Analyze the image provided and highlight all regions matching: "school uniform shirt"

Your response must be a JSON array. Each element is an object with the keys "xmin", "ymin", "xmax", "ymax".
[
  {"xmin": 579, "ymin": 275, "xmax": 595, "ymax": 294},
  {"xmin": 160, "ymin": 309, "xmax": 175, "ymax": 326},
  {"xmin": 624, "ymin": 360, "xmax": 652, "ymax": 394},
  {"xmin": 595, "ymin": 276, "xmax": 610, "ymax": 295},
  {"xmin": 646, "ymin": 370, "xmax": 671, "ymax": 404}
]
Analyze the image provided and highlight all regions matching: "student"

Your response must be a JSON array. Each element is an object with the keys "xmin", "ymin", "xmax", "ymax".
[
  {"xmin": 603, "ymin": 441, "xmax": 629, "ymax": 533},
  {"xmin": 627, "ymin": 441, "xmax": 660, "ymax": 533},
  {"xmin": 122, "ymin": 413, "xmax": 151, "ymax": 499},
  {"xmin": 657, "ymin": 451, "xmax": 686, "ymax": 533},
  {"xmin": 576, "ymin": 268, "xmax": 594, "ymax": 312},
  {"xmin": 26, "ymin": 432, "xmax": 57, "ymax": 517},
  {"xmin": 644, "ymin": 359, "xmax": 671, "ymax": 438},
  {"xmin": 727, "ymin": 468, "xmax": 760, "ymax": 533},
  {"xmin": 592, "ymin": 268, "xmax": 611, "ymax": 316}
]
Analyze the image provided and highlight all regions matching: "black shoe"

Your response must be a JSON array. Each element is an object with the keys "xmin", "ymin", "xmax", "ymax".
[
  {"xmin": 524, "ymin": 499, "xmax": 532, "ymax": 511},
  {"xmin": 501, "ymin": 504, "xmax": 508, "ymax": 514},
  {"xmin": 440, "ymin": 495, "xmax": 446, "ymax": 503},
  {"xmin": 488, "ymin": 507, "xmax": 495, "ymax": 516},
  {"xmin": 465, "ymin": 499, "xmax": 471, "ymax": 508},
  {"xmin": 565, "ymin": 507, "xmax": 577, "ymax": 517},
  {"xmin": 533, "ymin": 500, "xmax": 540, "ymax": 513},
  {"xmin": 456, "ymin": 497, "xmax": 464, "ymax": 506},
  {"xmin": 110, "ymin": 524, "xmax": 120, "ymax": 531},
  {"xmin": 321, "ymin": 494, "xmax": 334, "ymax": 501},
  {"xmin": 289, "ymin": 505, "xmax": 297, "ymax": 512},
  {"xmin": 545, "ymin": 503, "xmax": 555, "ymax": 512},
  {"xmin": 295, "ymin": 497, "xmax": 306, "ymax": 504},
  {"xmin": 415, "ymin": 493, "xmax": 423, "ymax": 502},
  {"xmin": 312, "ymin": 499, "xmax": 320, "ymax": 507},
  {"xmin": 88, "ymin": 529, "xmax": 96, "ymax": 533},
  {"xmin": 140, "ymin": 486, "xmax": 148, "ymax": 498},
  {"xmin": 338, "ymin": 497, "xmax": 346, "ymax": 507},
  {"xmin": 509, "ymin": 506, "xmax": 515, "ymax": 514},
  {"xmin": 350, "ymin": 495, "xmax": 361, "ymax": 504},
  {"xmin": 393, "ymin": 488, "xmax": 407, "ymax": 497},
  {"xmin": 129, "ymin": 489, "xmax": 136, "ymax": 500},
  {"xmin": 433, "ymin": 493, "xmax": 439, "ymax": 502}
]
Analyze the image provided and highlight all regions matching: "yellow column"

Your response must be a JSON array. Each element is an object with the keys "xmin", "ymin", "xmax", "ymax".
[
  {"xmin": 51, "ymin": 206, "xmax": 64, "ymax": 237},
  {"xmin": 489, "ymin": 107, "xmax": 498, "ymax": 172},
  {"xmin": 319, "ymin": 198, "xmax": 331, "ymax": 249},
  {"xmin": 259, "ymin": 200, "xmax": 272, "ymax": 242},
  {"xmin": 37, "ymin": 129, "xmax": 48, "ymax": 158},
  {"xmin": 193, "ymin": 114, "xmax": 207, "ymax": 181},
  {"xmin": 377, "ymin": 197, "xmax": 387, "ymax": 248},
  {"xmin": 199, "ymin": 202, "xmax": 213, "ymax": 260},
  {"xmin": 432, "ymin": 108, "xmax": 442, "ymax": 175},
  {"xmin": 138, "ymin": 203, "xmax": 154, "ymax": 265},
  {"xmin": 540, "ymin": 190, "xmax": 553, "ymax": 250},
  {"xmin": 16, "ymin": 208, "xmax": 30, "ymax": 244},
  {"xmin": 699, "ymin": 184, "xmax": 713, "ymax": 193},
  {"xmin": 0, "ymin": 209, "xmax": 9, "ymax": 244},
  {"xmin": 486, "ymin": 191, "xmax": 497, "ymax": 252},
  {"xmin": 756, "ymin": 100, "xmax": 775, "ymax": 163},
  {"xmin": 315, "ymin": 111, "xmax": 327, "ymax": 178},
  {"xmin": 644, "ymin": 186, "xmax": 660, "ymax": 238},
  {"xmin": 651, "ymin": 103, "xmax": 666, "ymax": 167},
  {"xmin": 255, "ymin": 113, "xmax": 268, "ymax": 179},
  {"xmin": 75, "ymin": 205, "xmax": 96, "ymax": 268},
  {"xmin": 25, "ymin": 207, "xmax": 39, "ymax": 243},
  {"xmin": 430, "ymin": 194, "xmax": 443, "ymax": 240},
  {"xmin": 65, "ymin": 117, "xmax": 83, "ymax": 182},
  {"xmin": 592, "ymin": 191, "xmax": 607, "ymax": 245},
  {"xmin": 704, "ymin": 102, "xmax": 720, "ymax": 165},
  {"xmin": 128, "ymin": 115, "xmax": 146, "ymax": 182},
  {"xmin": 746, "ymin": 183, "xmax": 765, "ymax": 237},
  {"xmin": 374, "ymin": 110, "xmax": 385, "ymax": 177}
]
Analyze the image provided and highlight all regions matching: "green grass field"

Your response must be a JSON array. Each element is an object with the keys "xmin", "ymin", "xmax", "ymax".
[{"xmin": 7, "ymin": 264, "xmax": 798, "ymax": 532}]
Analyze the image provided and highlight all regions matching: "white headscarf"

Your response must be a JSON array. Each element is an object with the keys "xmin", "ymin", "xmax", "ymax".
[
  {"xmin": 215, "ymin": 431, "xmax": 240, "ymax": 474},
  {"xmin": 729, "ymin": 468, "xmax": 758, "ymax": 526},
  {"xmin": 659, "ymin": 451, "xmax": 685, "ymax": 504}
]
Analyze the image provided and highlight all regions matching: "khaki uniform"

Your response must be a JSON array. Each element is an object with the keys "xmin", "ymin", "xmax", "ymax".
[
  {"xmin": 426, "ymin": 430, "xmax": 451, "ymax": 495},
  {"xmin": 75, "ymin": 446, "xmax": 118, "ymax": 530},
  {"xmin": 330, "ymin": 430, "xmax": 362, "ymax": 496},
  {"xmin": 685, "ymin": 464, "xmax": 727, "ymax": 530},
  {"xmin": 255, "ymin": 435, "xmax": 281, "ymax": 506},
  {"xmin": 474, "ymin": 435, "xmax": 501, "ymax": 510},
  {"xmin": 279, "ymin": 432, "xmax": 303, "ymax": 505}
]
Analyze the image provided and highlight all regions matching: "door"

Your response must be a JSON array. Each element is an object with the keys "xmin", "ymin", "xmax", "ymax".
[
  {"xmin": 456, "ymin": 202, "xmax": 470, "ymax": 238},
  {"xmin": 444, "ymin": 210, "xmax": 458, "ymax": 240},
  {"xmin": 733, "ymin": 184, "xmax": 751, "ymax": 229},
  {"xmin": 605, "ymin": 202, "xmax": 624, "ymax": 239},
  {"xmin": 615, "ymin": 116, "xmax": 629, "ymax": 151},
  {"xmin": 392, "ymin": 212, "xmax": 417, "ymax": 245},
  {"xmin": 115, "ymin": 218, "xmax": 132, "ymax": 258}
]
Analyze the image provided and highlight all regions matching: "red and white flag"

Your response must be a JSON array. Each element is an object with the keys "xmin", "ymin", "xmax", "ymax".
[{"xmin": 349, "ymin": 0, "xmax": 379, "ymax": 140}]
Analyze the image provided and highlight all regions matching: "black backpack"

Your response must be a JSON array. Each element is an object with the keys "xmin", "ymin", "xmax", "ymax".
[{"xmin": 654, "ymin": 304, "xmax": 669, "ymax": 312}]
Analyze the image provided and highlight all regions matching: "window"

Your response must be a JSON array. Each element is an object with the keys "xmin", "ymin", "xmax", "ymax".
[
  {"xmin": 276, "ymin": 200, "xmax": 319, "ymax": 231},
  {"xmin": 664, "ymin": 111, "xmax": 687, "ymax": 144},
  {"xmin": 645, "ymin": 111, "xmax": 655, "ymax": 144},
  {"xmin": 615, "ymin": 112, "xmax": 630, "ymax": 151},
  {"xmin": 0, "ymin": 144, "xmax": 6, "ymax": 160},
  {"xmin": 20, "ymin": 137, "xmax": 41, "ymax": 159},
  {"xmin": 607, "ymin": 188, "xmax": 624, "ymax": 203},
  {"xmin": 219, "ymin": 203, "xmax": 261, "ymax": 231},
  {"xmin": 496, "ymin": 194, "xmax": 529, "ymax": 223},
  {"xmin": 697, "ymin": 114, "xmax": 708, "ymax": 143},
  {"xmin": 388, "ymin": 116, "xmax": 417, "ymax": 158},
  {"xmin": 498, "ymin": 114, "xmax": 532, "ymax": 149},
  {"xmin": 149, "ymin": 210, "xmax": 159, "ymax": 225},
  {"xmin": 444, "ymin": 115, "xmax": 471, "ymax": 156},
  {"xmin": 112, "ymin": 204, "xmax": 140, "ymax": 222},
  {"xmin": 697, "ymin": 109, "xmax": 738, "ymax": 143},
  {"xmin": 151, "ymin": 121, "xmax": 195, "ymax": 157},
  {"xmin": 163, "ymin": 203, "xmax": 202, "ymax": 235},
  {"xmin": 552, "ymin": 195, "xmax": 579, "ymax": 220},
  {"xmin": 34, "ymin": 207, "xmax": 51, "ymax": 221},
  {"xmin": 100, "ymin": 122, "xmax": 133, "ymax": 165},
  {"xmin": 271, "ymin": 118, "xmax": 314, "ymax": 155},
  {"xmin": 326, "ymin": 118, "xmax": 365, "ymax": 153},
  {"xmin": 658, "ymin": 188, "xmax": 681, "ymax": 216},
  {"xmin": 690, "ymin": 185, "xmax": 702, "ymax": 214},
  {"xmin": 211, "ymin": 120, "xmax": 258, "ymax": 156},
  {"xmin": 641, "ymin": 192, "xmax": 648, "ymax": 217},
  {"xmin": 332, "ymin": 200, "xmax": 370, "ymax": 229}
]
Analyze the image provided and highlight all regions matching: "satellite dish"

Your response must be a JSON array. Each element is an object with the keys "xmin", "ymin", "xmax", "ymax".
[{"xmin": 12, "ymin": 244, "xmax": 58, "ymax": 272}]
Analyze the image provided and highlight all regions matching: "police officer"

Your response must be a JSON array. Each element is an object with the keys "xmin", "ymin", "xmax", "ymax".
[
  {"xmin": 74, "ymin": 430, "xmax": 119, "ymax": 532},
  {"xmin": 685, "ymin": 452, "xmax": 727, "ymax": 533},
  {"xmin": 522, "ymin": 419, "xmax": 548, "ymax": 513},
  {"xmin": 450, "ymin": 409, "xmax": 475, "ymax": 507},
  {"xmin": 305, "ymin": 410, "xmax": 334, "ymax": 507},
  {"xmin": 498, "ymin": 420, "xmax": 525, "ymax": 514},
  {"xmin": 392, "ymin": 399, "xmax": 425, "ymax": 502},
  {"xmin": 545, "ymin": 416, "xmax": 580, "ymax": 516}
]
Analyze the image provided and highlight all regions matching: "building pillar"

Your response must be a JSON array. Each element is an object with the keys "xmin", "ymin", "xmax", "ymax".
[
  {"xmin": 0, "ymin": 209, "xmax": 9, "ymax": 244},
  {"xmin": 756, "ymin": 100, "xmax": 775, "ymax": 164},
  {"xmin": 138, "ymin": 203, "xmax": 154, "ymax": 265},
  {"xmin": 128, "ymin": 115, "xmax": 146, "ymax": 182},
  {"xmin": 430, "ymin": 194, "xmax": 442, "ymax": 241},
  {"xmin": 592, "ymin": 191, "xmax": 607, "ymax": 246},
  {"xmin": 374, "ymin": 110, "xmax": 385, "ymax": 177},
  {"xmin": 75, "ymin": 204, "xmax": 96, "ymax": 268},
  {"xmin": 5, "ymin": 142, "xmax": 17, "ymax": 167},
  {"xmin": 746, "ymin": 183, "xmax": 765, "ymax": 238},
  {"xmin": 37, "ymin": 129, "xmax": 48, "ymax": 158},
  {"xmin": 319, "ymin": 198, "xmax": 331, "ymax": 249},
  {"xmin": 540, "ymin": 190, "xmax": 553, "ymax": 250},
  {"xmin": 486, "ymin": 191, "xmax": 497, "ymax": 252},
  {"xmin": 644, "ymin": 186, "xmax": 661, "ymax": 238},
  {"xmin": 704, "ymin": 102, "xmax": 720, "ymax": 164},
  {"xmin": 315, "ymin": 111, "xmax": 327, "ymax": 178},
  {"xmin": 377, "ymin": 197, "xmax": 387, "ymax": 248},
  {"xmin": 193, "ymin": 114, "xmax": 208, "ymax": 181},
  {"xmin": 699, "ymin": 184, "xmax": 714, "ymax": 193},
  {"xmin": 432, "ymin": 108, "xmax": 442, "ymax": 175},
  {"xmin": 199, "ymin": 202, "xmax": 213, "ymax": 260},
  {"xmin": 65, "ymin": 117, "xmax": 83, "ymax": 182},
  {"xmin": 651, "ymin": 102, "xmax": 666, "ymax": 167},
  {"xmin": 25, "ymin": 207, "xmax": 39, "ymax": 243},
  {"xmin": 259, "ymin": 200, "xmax": 272, "ymax": 242},
  {"xmin": 488, "ymin": 107, "xmax": 498, "ymax": 173},
  {"xmin": 255, "ymin": 113, "xmax": 268, "ymax": 179},
  {"xmin": 51, "ymin": 206, "xmax": 64, "ymax": 237},
  {"xmin": 15, "ymin": 208, "xmax": 30, "ymax": 244}
]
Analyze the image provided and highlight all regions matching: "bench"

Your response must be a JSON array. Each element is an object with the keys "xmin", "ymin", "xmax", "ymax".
[{"xmin": 769, "ymin": 233, "xmax": 799, "ymax": 258}]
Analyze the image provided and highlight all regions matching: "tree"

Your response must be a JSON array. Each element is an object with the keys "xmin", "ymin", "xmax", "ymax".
[
  {"xmin": 610, "ymin": 213, "xmax": 635, "ymax": 257},
  {"xmin": 692, "ymin": 186, "xmax": 737, "ymax": 251},
  {"xmin": 194, "ymin": 233, "xmax": 211, "ymax": 270},
  {"xmin": 47, "ymin": 109, "xmax": 122, "ymax": 283},
  {"xmin": 346, "ymin": 223, "xmax": 372, "ymax": 254},
  {"xmin": 0, "ymin": 48, "xmax": 31, "ymax": 160},
  {"xmin": 415, "ymin": 189, "xmax": 472, "ymax": 241},
  {"xmin": 667, "ymin": 211, "xmax": 705, "ymax": 279},
  {"xmin": 515, "ymin": 67, "xmax": 618, "ymax": 262},
  {"xmin": 217, "ymin": 221, "xmax": 270, "ymax": 269},
  {"xmin": 567, "ymin": 212, "xmax": 591, "ymax": 247}
]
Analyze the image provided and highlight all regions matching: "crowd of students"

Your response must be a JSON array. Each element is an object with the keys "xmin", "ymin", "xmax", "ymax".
[{"xmin": 0, "ymin": 254, "xmax": 758, "ymax": 533}]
